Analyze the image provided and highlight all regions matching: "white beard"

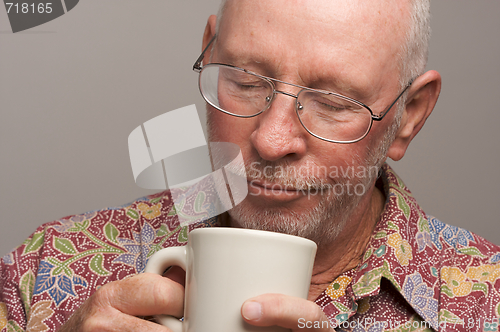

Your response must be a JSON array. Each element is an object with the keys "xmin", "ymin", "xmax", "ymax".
[
  {"xmin": 226, "ymin": 159, "xmax": 374, "ymax": 246},
  {"xmin": 207, "ymin": 103, "xmax": 399, "ymax": 246}
]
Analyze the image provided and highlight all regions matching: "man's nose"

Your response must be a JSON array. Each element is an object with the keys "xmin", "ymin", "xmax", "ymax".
[{"xmin": 249, "ymin": 93, "xmax": 307, "ymax": 161}]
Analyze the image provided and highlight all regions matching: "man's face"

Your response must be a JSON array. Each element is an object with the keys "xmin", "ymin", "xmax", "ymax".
[{"xmin": 206, "ymin": 0, "xmax": 409, "ymax": 244}]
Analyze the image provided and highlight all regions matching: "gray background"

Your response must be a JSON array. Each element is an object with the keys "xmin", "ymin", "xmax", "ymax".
[{"xmin": 0, "ymin": 1, "xmax": 499, "ymax": 256}]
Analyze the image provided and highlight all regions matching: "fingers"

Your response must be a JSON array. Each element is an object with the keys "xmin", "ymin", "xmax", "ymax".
[
  {"xmin": 59, "ymin": 273, "xmax": 184, "ymax": 332},
  {"xmin": 163, "ymin": 266, "xmax": 186, "ymax": 288},
  {"xmin": 81, "ymin": 308, "xmax": 171, "ymax": 332},
  {"xmin": 241, "ymin": 294, "xmax": 333, "ymax": 332},
  {"xmin": 97, "ymin": 273, "xmax": 185, "ymax": 318}
]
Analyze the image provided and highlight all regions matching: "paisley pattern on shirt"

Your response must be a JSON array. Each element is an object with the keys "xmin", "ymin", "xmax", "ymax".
[
  {"xmin": 318, "ymin": 165, "xmax": 500, "ymax": 332},
  {"xmin": 0, "ymin": 182, "xmax": 219, "ymax": 332}
]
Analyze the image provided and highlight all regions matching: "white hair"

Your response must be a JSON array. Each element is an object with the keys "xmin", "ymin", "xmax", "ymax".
[
  {"xmin": 399, "ymin": 0, "xmax": 431, "ymax": 89},
  {"xmin": 394, "ymin": 0, "xmax": 431, "ymax": 139}
]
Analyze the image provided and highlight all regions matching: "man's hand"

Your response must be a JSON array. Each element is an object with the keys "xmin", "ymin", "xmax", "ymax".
[
  {"xmin": 58, "ymin": 270, "xmax": 185, "ymax": 332},
  {"xmin": 241, "ymin": 294, "xmax": 334, "ymax": 332}
]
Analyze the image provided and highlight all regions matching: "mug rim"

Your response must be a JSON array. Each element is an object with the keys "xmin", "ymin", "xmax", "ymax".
[{"xmin": 189, "ymin": 227, "xmax": 317, "ymax": 249}]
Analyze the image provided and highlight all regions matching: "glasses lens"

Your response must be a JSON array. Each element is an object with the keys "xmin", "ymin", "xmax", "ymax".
[
  {"xmin": 199, "ymin": 64, "xmax": 273, "ymax": 117},
  {"xmin": 297, "ymin": 90, "xmax": 372, "ymax": 143}
]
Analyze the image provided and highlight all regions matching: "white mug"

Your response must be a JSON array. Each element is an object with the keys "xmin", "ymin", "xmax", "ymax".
[{"xmin": 145, "ymin": 227, "xmax": 317, "ymax": 332}]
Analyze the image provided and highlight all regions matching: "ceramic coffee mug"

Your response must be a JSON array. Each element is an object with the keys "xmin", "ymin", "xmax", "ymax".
[{"xmin": 145, "ymin": 227, "xmax": 317, "ymax": 332}]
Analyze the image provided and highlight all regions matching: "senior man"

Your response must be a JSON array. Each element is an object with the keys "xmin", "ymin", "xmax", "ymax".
[{"xmin": 2, "ymin": 0, "xmax": 500, "ymax": 331}]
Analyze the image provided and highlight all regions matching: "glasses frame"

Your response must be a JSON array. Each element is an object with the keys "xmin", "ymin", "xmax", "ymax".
[{"xmin": 194, "ymin": 34, "xmax": 414, "ymax": 144}]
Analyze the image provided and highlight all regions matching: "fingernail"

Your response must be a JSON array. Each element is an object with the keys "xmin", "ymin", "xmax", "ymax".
[{"xmin": 242, "ymin": 301, "xmax": 262, "ymax": 321}]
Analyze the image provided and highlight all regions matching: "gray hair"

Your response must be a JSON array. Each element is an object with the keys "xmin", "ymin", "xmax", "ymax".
[{"xmin": 399, "ymin": 0, "xmax": 431, "ymax": 89}]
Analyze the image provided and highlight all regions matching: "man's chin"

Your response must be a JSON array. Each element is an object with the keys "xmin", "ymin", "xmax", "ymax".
[
  {"xmin": 227, "ymin": 197, "xmax": 351, "ymax": 246},
  {"xmin": 228, "ymin": 206, "xmax": 302, "ymax": 235}
]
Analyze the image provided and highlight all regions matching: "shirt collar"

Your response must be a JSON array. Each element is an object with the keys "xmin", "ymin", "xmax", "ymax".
[{"xmin": 315, "ymin": 163, "xmax": 440, "ymax": 329}]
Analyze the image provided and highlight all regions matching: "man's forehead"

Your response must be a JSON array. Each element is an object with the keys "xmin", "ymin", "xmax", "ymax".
[
  {"xmin": 216, "ymin": 0, "xmax": 409, "ymax": 96},
  {"xmin": 221, "ymin": 0, "xmax": 410, "ymax": 34},
  {"xmin": 218, "ymin": 0, "xmax": 410, "ymax": 67}
]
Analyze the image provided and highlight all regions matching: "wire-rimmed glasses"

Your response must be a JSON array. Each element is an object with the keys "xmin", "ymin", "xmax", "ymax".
[{"xmin": 193, "ymin": 35, "xmax": 413, "ymax": 144}]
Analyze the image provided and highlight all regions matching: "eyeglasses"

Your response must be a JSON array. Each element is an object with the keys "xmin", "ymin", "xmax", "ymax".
[{"xmin": 193, "ymin": 35, "xmax": 413, "ymax": 144}]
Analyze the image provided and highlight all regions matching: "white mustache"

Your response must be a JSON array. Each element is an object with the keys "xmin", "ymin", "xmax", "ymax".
[{"xmin": 225, "ymin": 160, "xmax": 342, "ymax": 191}]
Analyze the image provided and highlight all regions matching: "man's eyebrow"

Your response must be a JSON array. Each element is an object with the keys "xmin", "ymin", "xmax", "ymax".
[
  {"xmin": 306, "ymin": 76, "xmax": 373, "ymax": 103},
  {"xmin": 216, "ymin": 52, "xmax": 271, "ymax": 73},
  {"xmin": 213, "ymin": 43, "xmax": 279, "ymax": 71}
]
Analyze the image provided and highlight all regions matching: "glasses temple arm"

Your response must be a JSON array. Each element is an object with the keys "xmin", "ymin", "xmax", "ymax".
[
  {"xmin": 373, "ymin": 78, "xmax": 415, "ymax": 121},
  {"xmin": 193, "ymin": 34, "xmax": 218, "ymax": 72}
]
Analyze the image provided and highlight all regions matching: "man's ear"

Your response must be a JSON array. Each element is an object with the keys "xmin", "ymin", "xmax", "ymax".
[
  {"xmin": 387, "ymin": 70, "xmax": 442, "ymax": 161},
  {"xmin": 202, "ymin": 15, "xmax": 218, "ymax": 65}
]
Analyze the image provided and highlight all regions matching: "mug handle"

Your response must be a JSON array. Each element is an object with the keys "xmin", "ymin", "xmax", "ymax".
[{"xmin": 144, "ymin": 246, "xmax": 187, "ymax": 332}]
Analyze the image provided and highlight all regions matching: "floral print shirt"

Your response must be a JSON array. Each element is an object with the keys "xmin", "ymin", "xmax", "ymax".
[{"xmin": 1, "ymin": 164, "xmax": 499, "ymax": 332}]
